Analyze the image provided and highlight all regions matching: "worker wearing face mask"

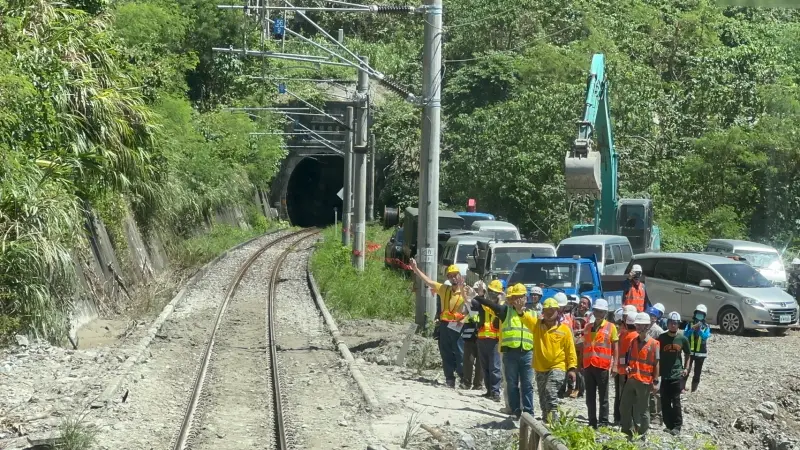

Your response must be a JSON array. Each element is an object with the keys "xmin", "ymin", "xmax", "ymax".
[
  {"xmin": 621, "ymin": 312, "xmax": 661, "ymax": 442},
  {"xmin": 529, "ymin": 298, "xmax": 578, "ymax": 424},
  {"xmin": 683, "ymin": 304, "xmax": 711, "ymax": 393},
  {"xmin": 623, "ymin": 265, "xmax": 651, "ymax": 313}
]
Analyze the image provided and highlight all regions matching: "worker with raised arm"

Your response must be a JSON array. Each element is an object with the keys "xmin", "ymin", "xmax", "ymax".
[
  {"xmin": 614, "ymin": 311, "xmax": 639, "ymax": 425},
  {"xmin": 475, "ymin": 283, "xmax": 535, "ymax": 420},
  {"xmin": 531, "ymin": 298, "xmax": 578, "ymax": 424},
  {"xmin": 473, "ymin": 280, "xmax": 503, "ymax": 402},
  {"xmin": 623, "ymin": 264, "xmax": 651, "ymax": 313},
  {"xmin": 621, "ymin": 312, "xmax": 661, "ymax": 442},
  {"xmin": 409, "ymin": 258, "xmax": 468, "ymax": 388},
  {"xmin": 683, "ymin": 304, "xmax": 711, "ymax": 393},
  {"xmin": 658, "ymin": 311, "xmax": 691, "ymax": 435},
  {"xmin": 582, "ymin": 299, "xmax": 619, "ymax": 429}
]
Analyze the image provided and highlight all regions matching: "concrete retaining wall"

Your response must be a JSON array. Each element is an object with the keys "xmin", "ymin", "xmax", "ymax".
[{"xmin": 70, "ymin": 200, "xmax": 265, "ymax": 335}]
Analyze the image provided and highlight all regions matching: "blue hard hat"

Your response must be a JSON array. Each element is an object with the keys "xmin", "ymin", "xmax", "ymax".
[{"xmin": 646, "ymin": 306, "xmax": 661, "ymax": 317}]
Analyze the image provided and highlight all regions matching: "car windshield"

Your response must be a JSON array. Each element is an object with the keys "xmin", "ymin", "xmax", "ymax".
[
  {"xmin": 491, "ymin": 248, "xmax": 552, "ymax": 272},
  {"xmin": 557, "ymin": 244, "xmax": 603, "ymax": 262},
  {"xmin": 461, "ymin": 216, "xmax": 491, "ymax": 229},
  {"xmin": 734, "ymin": 250, "xmax": 781, "ymax": 270},
  {"xmin": 456, "ymin": 244, "xmax": 476, "ymax": 263},
  {"xmin": 508, "ymin": 263, "xmax": 577, "ymax": 288},
  {"xmin": 477, "ymin": 229, "xmax": 519, "ymax": 240},
  {"xmin": 712, "ymin": 263, "xmax": 774, "ymax": 288}
]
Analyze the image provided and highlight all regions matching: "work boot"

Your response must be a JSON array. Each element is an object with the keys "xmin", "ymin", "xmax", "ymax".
[
  {"xmin": 569, "ymin": 389, "xmax": 579, "ymax": 399},
  {"xmin": 670, "ymin": 428, "xmax": 681, "ymax": 436},
  {"xmin": 446, "ymin": 379, "xmax": 456, "ymax": 388},
  {"xmin": 491, "ymin": 394, "xmax": 502, "ymax": 403},
  {"xmin": 500, "ymin": 406, "xmax": 513, "ymax": 414},
  {"xmin": 472, "ymin": 384, "xmax": 482, "ymax": 390},
  {"xmin": 459, "ymin": 381, "xmax": 470, "ymax": 390},
  {"xmin": 691, "ymin": 381, "xmax": 699, "ymax": 393}
]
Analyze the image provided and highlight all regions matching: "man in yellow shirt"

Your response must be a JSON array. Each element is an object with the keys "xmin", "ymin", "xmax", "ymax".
[
  {"xmin": 409, "ymin": 258, "xmax": 468, "ymax": 388},
  {"xmin": 524, "ymin": 298, "xmax": 577, "ymax": 424}
]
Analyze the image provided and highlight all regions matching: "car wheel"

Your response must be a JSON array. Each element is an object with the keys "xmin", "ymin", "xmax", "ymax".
[{"xmin": 719, "ymin": 307, "xmax": 744, "ymax": 335}]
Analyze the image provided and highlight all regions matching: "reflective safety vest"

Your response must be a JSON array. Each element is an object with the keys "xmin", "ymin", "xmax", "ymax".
[
  {"xmin": 624, "ymin": 283, "xmax": 646, "ymax": 312},
  {"xmin": 477, "ymin": 306, "xmax": 500, "ymax": 340},
  {"xmin": 689, "ymin": 331, "xmax": 708, "ymax": 357},
  {"xmin": 628, "ymin": 337, "xmax": 659, "ymax": 384},
  {"xmin": 617, "ymin": 328, "xmax": 639, "ymax": 374},
  {"xmin": 582, "ymin": 320, "xmax": 614, "ymax": 370},
  {"xmin": 439, "ymin": 286, "xmax": 465, "ymax": 322},
  {"xmin": 500, "ymin": 307, "xmax": 533, "ymax": 351}
]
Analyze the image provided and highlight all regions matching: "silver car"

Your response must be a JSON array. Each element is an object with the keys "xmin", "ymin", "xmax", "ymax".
[{"xmin": 626, "ymin": 253, "xmax": 799, "ymax": 335}]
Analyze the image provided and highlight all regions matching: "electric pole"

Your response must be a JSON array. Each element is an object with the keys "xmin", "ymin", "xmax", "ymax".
[
  {"xmin": 342, "ymin": 106, "xmax": 354, "ymax": 245},
  {"xmin": 352, "ymin": 56, "xmax": 369, "ymax": 271},
  {"xmin": 367, "ymin": 132, "xmax": 376, "ymax": 222},
  {"xmin": 415, "ymin": 0, "xmax": 443, "ymax": 328}
]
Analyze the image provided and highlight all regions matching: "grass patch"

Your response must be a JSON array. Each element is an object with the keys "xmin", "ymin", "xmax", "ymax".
[
  {"xmin": 310, "ymin": 224, "xmax": 413, "ymax": 320},
  {"xmin": 170, "ymin": 222, "xmax": 287, "ymax": 270},
  {"xmin": 58, "ymin": 414, "xmax": 98, "ymax": 450}
]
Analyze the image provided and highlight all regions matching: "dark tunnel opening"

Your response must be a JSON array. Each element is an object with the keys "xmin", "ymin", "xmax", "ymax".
[{"xmin": 286, "ymin": 156, "xmax": 344, "ymax": 227}]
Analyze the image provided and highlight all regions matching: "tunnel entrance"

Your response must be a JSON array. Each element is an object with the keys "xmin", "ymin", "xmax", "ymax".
[{"xmin": 286, "ymin": 156, "xmax": 344, "ymax": 227}]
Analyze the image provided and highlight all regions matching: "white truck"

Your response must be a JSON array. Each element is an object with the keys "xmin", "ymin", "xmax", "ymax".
[{"xmin": 465, "ymin": 238, "xmax": 557, "ymax": 286}]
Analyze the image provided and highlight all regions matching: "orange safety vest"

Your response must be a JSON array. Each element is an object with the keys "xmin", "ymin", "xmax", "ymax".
[
  {"xmin": 627, "ymin": 337, "xmax": 659, "ymax": 384},
  {"xmin": 477, "ymin": 306, "xmax": 499, "ymax": 339},
  {"xmin": 617, "ymin": 329, "xmax": 639, "ymax": 374},
  {"xmin": 439, "ymin": 286, "xmax": 465, "ymax": 322},
  {"xmin": 582, "ymin": 320, "xmax": 614, "ymax": 370},
  {"xmin": 562, "ymin": 313, "xmax": 574, "ymax": 331},
  {"xmin": 623, "ymin": 283, "xmax": 646, "ymax": 313}
]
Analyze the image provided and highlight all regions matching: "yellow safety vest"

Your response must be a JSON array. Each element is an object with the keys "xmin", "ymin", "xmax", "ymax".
[
  {"xmin": 500, "ymin": 307, "xmax": 533, "ymax": 351},
  {"xmin": 477, "ymin": 306, "xmax": 500, "ymax": 340},
  {"xmin": 439, "ymin": 286, "xmax": 465, "ymax": 322}
]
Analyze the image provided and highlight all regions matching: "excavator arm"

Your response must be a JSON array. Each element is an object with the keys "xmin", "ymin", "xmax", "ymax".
[{"xmin": 564, "ymin": 53, "xmax": 618, "ymax": 235}]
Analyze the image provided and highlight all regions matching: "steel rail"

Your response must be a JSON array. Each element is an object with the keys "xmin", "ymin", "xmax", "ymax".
[{"xmin": 173, "ymin": 228, "xmax": 319, "ymax": 450}]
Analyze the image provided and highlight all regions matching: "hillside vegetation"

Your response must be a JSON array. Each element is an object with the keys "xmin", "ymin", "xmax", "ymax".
[{"xmin": 3, "ymin": 0, "xmax": 800, "ymax": 339}]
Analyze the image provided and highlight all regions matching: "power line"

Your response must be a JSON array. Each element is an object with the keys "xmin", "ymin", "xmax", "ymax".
[{"xmin": 444, "ymin": 24, "xmax": 576, "ymax": 63}]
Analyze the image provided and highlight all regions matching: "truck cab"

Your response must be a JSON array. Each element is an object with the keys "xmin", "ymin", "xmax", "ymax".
[
  {"xmin": 465, "ymin": 239, "xmax": 556, "ymax": 286},
  {"xmin": 506, "ymin": 256, "xmax": 627, "ymax": 313}
]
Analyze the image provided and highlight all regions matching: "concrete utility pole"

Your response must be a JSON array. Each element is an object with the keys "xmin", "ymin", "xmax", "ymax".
[
  {"xmin": 367, "ymin": 132, "xmax": 376, "ymax": 222},
  {"xmin": 415, "ymin": 0, "xmax": 443, "ymax": 327},
  {"xmin": 352, "ymin": 56, "xmax": 369, "ymax": 271},
  {"xmin": 342, "ymin": 106, "xmax": 354, "ymax": 246}
]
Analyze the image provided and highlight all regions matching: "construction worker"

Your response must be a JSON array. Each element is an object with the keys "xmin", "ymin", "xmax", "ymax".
[
  {"xmin": 460, "ymin": 286, "xmax": 483, "ymax": 390},
  {"xmin": 474, "ymin": 280, "xmax": 503, "ymax": 402},
  {"xmin": 555, "ymin": 293, "xmax": 572, "ymax": 326},
  {"xmin": 530, "ymin": 298, "xmax": 578, "ymax": 424},
  {"xmin": 582, "ymin": 299, "xmax": 619, "ymax": 429},
  {"xmin": 658, "ymin": 311, "xmax": 691, "ymax": 435},
  {"xmin": 645, "ymin": 306, "xmax": 665, "ymax": 423},
  {"xmin": 683, "ymin": 304, "xmax": 711, "ymax": 393},
  {"xmin": 652, "ymin": 303, "xmax": 667, "ymax": 329},
  {"xmin": 568, "ymin": 295, "xmax": 592, "ymax": 399},
  {"xmin": 475, "ymin": 283, "xmax": 535, "ymax": 419},
  {"xmin": 623, "ymin": 264, "xmax": 650, "ymax": 313},
  {"xmin": 530, "ymin": 286, "xmax": 544, "ymax": 315},
  {"xmin": 409, "ymin": 258, "xmax": 468, "ymax": 388},
  {"xmin": 614, "ymin": 311, "xmax": 639, "ymax": 425},
  {"xmin": 621, "ymin": 312, "xmax": 661, "ymax": 441}
]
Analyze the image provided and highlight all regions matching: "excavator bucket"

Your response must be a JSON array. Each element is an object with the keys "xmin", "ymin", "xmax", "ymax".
[{"xmin": 564, "ymin": 138, "xmax": 602, "ymax": 197}]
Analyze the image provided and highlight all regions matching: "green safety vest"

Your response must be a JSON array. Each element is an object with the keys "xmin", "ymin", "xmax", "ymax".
[{"xmin": 500, "ymin": 307, "xmax": 533, "ymax": 351}]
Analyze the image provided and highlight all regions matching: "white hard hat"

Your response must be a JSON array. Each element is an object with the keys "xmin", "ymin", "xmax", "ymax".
[
  {"xmin": 631, "ymin": 264, "xmax": 643, "ymax": 273},
  {"xmin": 623, "ymin": 305, "xmax": 637, "ymax": 317},
  {"xmin": 593, "ymin": 298, "xmax": 609, "ymax": 311},
  {"xmin": 614, "ymin": 308, "xmax": 624, "ymax": 322},
  {"xmin": 554, "ymin": 292, "xmax": 568, "ymax": 307},
  {"xmin": 625, "ymin": 313, "xmax": 637, "ymax": 325},
  {"xmin": 653, "ymin": 303, "xmax": 665, "ymax": 314},
  {"xmin": 667, "ymin": 311, "xmax": 681, "ymax": 322},
  {"xmin": 530, "ymin": 286, "xmax": 543, "ymax": 296},
  {"xmin": 634, "ymin": 312, "xmax": 651, "ymax": 325},
  {"xmin": 695, "ymin": 304, "xmax": 708, "ymax": 314}
]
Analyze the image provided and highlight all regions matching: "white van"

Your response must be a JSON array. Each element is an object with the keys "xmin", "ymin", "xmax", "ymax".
[
  {"xmin": 556, "ymin": 235, "xmax": 633, "ymax": 275},
  {"xmin": 438, "ymin": 234, "xmax": 480, "ymax": 281},
  {"xmin": 705, "ymin": 240, "xmax": 787, "ymax": 290},
  {"xmin": 470, "ymin": 220, "xmax": 521, "ymax": 240}
]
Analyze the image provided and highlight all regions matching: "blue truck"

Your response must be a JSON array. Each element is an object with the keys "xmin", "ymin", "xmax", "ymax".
[{"xmin": 504, "ymin": 255, "xmax": 628, "ymax": 314}]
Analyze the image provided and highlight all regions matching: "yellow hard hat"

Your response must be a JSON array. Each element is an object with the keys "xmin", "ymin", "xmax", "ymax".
[
  {"xmin": 446, "ymin": 264, "xmax": 460, "ymax": 275},
  {"xmin": 506, "ymin": 283, "xmax": 527, "ymax": 298},
  {"xmin": 542, "ymin": 298, "xmax": 559, "ymax": 309},
  {"xmin": 487, "ymin": 279, "xmax": 504, "ymax": 293}
]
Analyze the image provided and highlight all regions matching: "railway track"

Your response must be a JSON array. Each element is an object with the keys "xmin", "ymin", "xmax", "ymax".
[{"xmin": 173, "ymin": 227, "xmax": 320, "ymax": 450}]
